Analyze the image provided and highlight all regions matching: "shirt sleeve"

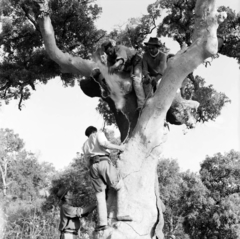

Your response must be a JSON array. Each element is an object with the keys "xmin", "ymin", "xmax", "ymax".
[
  {"xmin": 158, "ymin": 52, "xmax": 167, "ymax": 75},
  {"xmin": 97, "ymin": 131, "xmax": 110, "ymax": 148},
  {"xmin": 82, "ymin": 142, "xmax": 91, "ymax": 167},
  {"xmin": 142, "ymin": 53, "xmax": 149, "ymax": 77},
  {"xmin": 62, "ymin": 204, "xmax": 83, "ymax": 218},
  {"xmin": 115, "ymin": 46, "xmax": 128, "ymax": 64}
]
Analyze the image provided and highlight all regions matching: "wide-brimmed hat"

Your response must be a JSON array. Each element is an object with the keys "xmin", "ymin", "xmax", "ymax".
[{"xmin": 144, "ymin": 37, "xmax": 161, "ymax": 47}]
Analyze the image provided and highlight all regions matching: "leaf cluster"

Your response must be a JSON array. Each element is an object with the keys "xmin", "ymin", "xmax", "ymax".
[
  {"xmin": 158, "ymin": 150, "xmax": 240, "ymax": 239},
  {"xmin": 192, "ymin": 76, "xmax": 231, "ymax": 123},
  {"xmin": 157, "ymin": 0, "xmax": 240, "ymax": 63},
  {"xmin": 0, "ymin": 0, "xmax": 105, "ymax": 108}
]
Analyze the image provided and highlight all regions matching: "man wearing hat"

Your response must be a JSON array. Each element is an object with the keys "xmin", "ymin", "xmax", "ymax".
[
  {"xmin": 57, "ymin": 187, "xmax": 96, "ymax": 238},
  {"xmin": 101, "ymin": 40, "xmax": 145, "ymax": 108},
  {"xmin": 142, "ymin": 37, "xmax": 167, "ymax": 97},
  {"xmin": 82, "ymin": 126, "xmax": 132, "ymax": 232}
]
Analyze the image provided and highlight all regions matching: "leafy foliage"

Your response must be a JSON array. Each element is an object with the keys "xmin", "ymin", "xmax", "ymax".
[
  {"xmin": 8, "ymin": 151, "xmax": 56, "ymax": 200},
  {"xmin": 0, "ymin": 128, "xmax": 25, "ymax": 196},
  {"xmin": 42, "ymin": 154, "xmax": 96, "ymax": 214},
  {"xmin": 183, "ymin": 150, "xmax": 240, "ymax": 239},
  {"xmin": 107, "ymin": 2, "xmax": 162, "ymax": 48},
  {"xmin": 96, "ymin": 99, "xmax": 116, "ymax": 126},
  {"xmin": 0, "ymin": 0, "xmax": 105, "ymax": 108},
  {"xmin": 157, "ymin": 0, "xmax": 196, "ymax": 46},
  {"xmin": 157, "ymin": 0, "xmax": 240, "ymax": 63},
  {"xmin": 0, "ymin": 128, "xmax": 56, "ymax": 200},
  {"xmin": 192, "ymin": 76, "xmax": 231, "ymax": 123},
  {"xmin": 158, "ymin": 158, "xmax": 189, "ymax": 239},
  {"xmin": 200, "ymin": 150, "xmax": 240, "ymax": 202},
  {"xmin": 158, "ymin": 151, "xmax": 240, "ymax": 239},
  {"xmin": 217, "ymin": 7, "xmax": 240, "ymax": 64}
]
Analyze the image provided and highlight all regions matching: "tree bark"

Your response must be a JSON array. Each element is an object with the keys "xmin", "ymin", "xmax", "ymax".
[{"xmin": 37, "ymin": 0, "xmax": 225, "ymax": 237}]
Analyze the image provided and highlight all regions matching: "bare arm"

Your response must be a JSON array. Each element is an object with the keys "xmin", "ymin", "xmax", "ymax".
[
  {"xmin": 81, "ymin": 204, "xmax": 96, "ymax": 216},
  {"xmin": 62, "ymin": 204, "xmax": 82, "ymax": 218},
  {"xmin": 37, "ymin": 15, "xmax": 96, "ymax": 76},
  {"xmin": 97, "ymin": 131, "xmax": 125, "ymax": 151}
]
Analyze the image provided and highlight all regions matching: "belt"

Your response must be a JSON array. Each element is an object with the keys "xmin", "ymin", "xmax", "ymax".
[
  {"xmin": 90, "ymin": 155, "xmax": 110, "ymax": 165},
  {"xmin": 62, "ymin": 230, "xmax": 78, "ymax": 235}
]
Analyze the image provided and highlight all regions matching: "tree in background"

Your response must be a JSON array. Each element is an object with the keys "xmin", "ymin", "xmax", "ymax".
[
  {"xmin": 157, "ymin": 158, "xmax": 187, "ymax": 239},
  {"xmin": 0, "ymin": 128, "xmax": 56, "ymax": 200},
  {"xmin": 9, "ymin": 151, "xmax": 56, "ymax": 200},
  {"xmin": 108, "ymin": 2, "xmax": 161, "ymax": 48},
  {"xmin": 182, "ymin": 150, "xmax": 240, "ymax": 239},
  {"xmin": 0, "ymin": 128, "xmax": 24, "ymax": 196},
  {"xmin": 157, "ymin": 159, "xmax": 206, "ymax": 239},
  {"xmin": 158, "ymin": 151, "xmax": 240, "ymax": 239}
]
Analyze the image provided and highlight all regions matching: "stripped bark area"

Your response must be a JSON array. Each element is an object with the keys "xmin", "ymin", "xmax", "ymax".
[{"xmin": 37, "ymin": 0, "xmax": 226, "ymax": 238}]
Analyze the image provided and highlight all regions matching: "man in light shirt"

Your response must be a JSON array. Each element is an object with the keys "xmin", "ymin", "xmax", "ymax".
[{"xmin": 82, "ymin": 126, "xmax": 132, "ymax": 231}]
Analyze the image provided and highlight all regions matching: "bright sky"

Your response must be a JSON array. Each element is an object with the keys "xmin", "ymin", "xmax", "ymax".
[{"xmin": 0, "ymin": 0, "xmax": 239, "ymax": 172}]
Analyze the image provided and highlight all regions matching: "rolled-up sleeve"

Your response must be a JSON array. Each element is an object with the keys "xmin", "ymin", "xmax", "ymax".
[
  {"xmin": 115, "ymin": 46, "xmax": 128, "ymax": 63},
  {"xmin": 62, "ymin": 204, "xmax": 83, "ymax": 218},
  {"xmin": 97, "ymin": 131, "xmax": 109, "ymax": 148}
]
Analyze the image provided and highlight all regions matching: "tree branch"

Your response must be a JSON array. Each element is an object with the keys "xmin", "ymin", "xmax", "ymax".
[{"xmin": 21, "ymin": 4, "xmax": 39, "ymax": 30}]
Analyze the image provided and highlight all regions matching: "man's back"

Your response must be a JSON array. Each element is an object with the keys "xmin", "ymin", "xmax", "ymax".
[{"xmin": 82, "ymin": 131, "xmax": 109, "ymax": 165}]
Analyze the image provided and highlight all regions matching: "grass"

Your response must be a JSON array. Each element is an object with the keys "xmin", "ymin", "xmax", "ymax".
[{"xmin": 1, "ymin": 198, "xmax": 95, "ymax": 239}]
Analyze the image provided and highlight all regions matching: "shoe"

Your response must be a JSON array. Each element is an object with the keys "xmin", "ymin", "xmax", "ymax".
[
  {"xmin": 95, "ymin": 225, "xmax": 109, "ymax": 231},
  {"xmin": 116, "ymin": 215, "xmax": 133, "ymax": 221}
]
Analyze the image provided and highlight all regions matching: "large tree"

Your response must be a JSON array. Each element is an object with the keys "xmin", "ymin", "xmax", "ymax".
[
  {"xmin": 8, "ymin": 151, "xmax": 56, "ymax": 200},
  {"xmin": 182, "ymin": 150, "xmax": 240, "ymax": 239},
  {"xmin": 0, "ymin": 0, "xmax": 233, "ymax": 238}
]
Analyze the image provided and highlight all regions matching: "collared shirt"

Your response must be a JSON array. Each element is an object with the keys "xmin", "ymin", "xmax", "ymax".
[
  {"xmin": 59, "ymin": 203, "xmax": 82, "ymax": 232},
  {"xmin": 142, "ymin": 51, "xmax": 167, "ymax": 78},
  {"xmin": 107, "ymin": 45, "xmax": 136, "ymax": 71},
  {"xmin": 82, "ymin": 131, "xmax": 110, "ymax": 167}
]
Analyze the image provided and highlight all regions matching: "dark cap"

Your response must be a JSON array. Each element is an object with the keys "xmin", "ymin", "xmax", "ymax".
[{"xmin": 85, "ymin": 126, "xmax": 97, "ymax": 137}]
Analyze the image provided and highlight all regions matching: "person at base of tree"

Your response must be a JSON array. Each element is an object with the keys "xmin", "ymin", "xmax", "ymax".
[
  {"xmin": 82, "ymin": 126, "xmax": 132, "ymax": 231},
  {"xmin": 57, "ymin": 187, "xmax": 96, "ymax": 239},
  {"xmin": 142, "ymin": 37, "xmax": 167, "ymax": 98},
  {"xmin": 101, "ymin": 40, "xmax": 145, "ymax": 108}
]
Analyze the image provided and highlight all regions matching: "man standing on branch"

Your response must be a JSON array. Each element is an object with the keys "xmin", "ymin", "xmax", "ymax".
[
  {"xmin": 142, "ymin": 37, "xmax": 167, "ymax": 97},
  {"xmin": 101, "ymin": 40, "xmax": 146, "ymax": 108},
  {"xmin": 82, "ymin": 126, "xmax": 132, "ymax": 231},
  {"xmin": 57, "ymin": 187, "xmax": 96, "ymax": 239}
]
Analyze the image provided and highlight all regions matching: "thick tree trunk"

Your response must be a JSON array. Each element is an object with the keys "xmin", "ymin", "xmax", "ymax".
[
  {"xmin": 93, "ymin": 1, "xmax": 225, "ymax": 238},
  {"xmin": 37, "ymin": 0, "xmax": 225, "ymax": 238}
]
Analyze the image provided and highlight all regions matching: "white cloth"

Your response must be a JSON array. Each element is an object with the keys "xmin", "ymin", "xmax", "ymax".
[
  {"xmin": 60, "ymin": 233, "xmax": 78, "ymax": 239},
  {"xmin": 82, "ymin": 131, "xmax": 110, "ymax": 166}
]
